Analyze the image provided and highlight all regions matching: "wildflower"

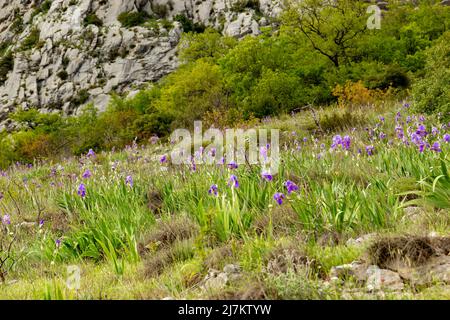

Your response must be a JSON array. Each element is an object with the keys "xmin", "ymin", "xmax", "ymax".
[
  {"xmin": 419, "ymin": 142, "xmax": 427, "ymax": 153},
  {"xmin": 273, "ymin": 193, "xmax": 285, "ymax": 205},
  {"xmin": 150, "ymin": 136, "xmax": 159, "ymax": 144},
  {"xmin": 87, "ymin": 149, "xmax": 96, "ymax": 158},
  {"xmin": 208, "ymin": 184, "xmax": 218, "ymax": 196},
  {"xmin": 430, "ymin": 142, "xmax": 442, "ymax": 153},
  {"xmin": 261, "ymin": 171, "xmax": 273, "ymax": 182},
  {"xmin": 285, "ymin": 180, "xmax": 299, "ymax": 195},
  {"xmin": 395, "ymin": 126, "xmax": 404, "ymax": 139},
  {"xmin": 260, "ymin": 146, "xmax": 268, "ymax": 160},
  {"xmin": 209, "ymin": 147, "xmax": 217, "ymax": 157},
  {"xmin": 77, "ymin": 183, "xmax": 86, "ymax": 198},
  {"xmin": 125, "ymin": 175, "xmax": 133, "ymax": 187},
  {"xmin": 444, "ymin": 134, "xmax": 450, "ymax": 143},
  {"xmin": 228, "ymin": 175, "xmax": 239, "ymax": 188},
  {"xmin": 82, "ymin": 169, "xmax": 92, "ymax": 179},
  {"xmin": 39, "ymin": 219, "xmax": 44, "ymax": 228},
  {"xmin": 416, "ymin": 125, "xmax": 427, "ymax": 137},
  {"xmin": 379, "ymin": 132, "xmax": 386, "ymax": 140},
  {"xmin": 160, "ymin": 155, "xmax": 168, "ymax": 164},
  {"xmin": 366, "ymin": 145, "xmax": 375, "ymax": 156},
  {"xmin": 331, "ymin": 135, "xmax": 342, "ymax": 149},
  {"xmin": 379, "ymin": 116, "xmax": 385, "ymax": 123},
  {"xmin": 342, "ymin": 135, "xmax": 351, "ymax": 150},
  {"xmin": 410, "ymin": 132, "xmax": 422, "ymax": 145},
  {"xmin": 55, "ymin": 238, "xmax": 62, "ymax": 249},
  {"xmin": 2, "ymin": 214, "xmax": 10, "ymax": 225},
  {"xmin": 432, "ymin": 127, "xmax": 439, "ymax": 136},
  {"xmin": 227, "ymin": 161, "xmax": 238, "ymax": 170}
]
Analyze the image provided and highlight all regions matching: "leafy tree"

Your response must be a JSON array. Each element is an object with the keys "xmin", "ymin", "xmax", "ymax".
[{"xmin": 284, "ymin": 0, "xmax": 369, "ymax": 67}]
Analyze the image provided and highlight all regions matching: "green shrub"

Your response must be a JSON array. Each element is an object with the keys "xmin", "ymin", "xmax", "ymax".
[
  {"xmin": 19, "ymin": 28, "xmax": 41, "ymax": 51},
  {"xmin": 57, "ymin": 70, "xmax": 68, "ymax": 80},
  {"xmin": 0, "ymin": 51, "xmax": 14, "ymax": 85},
  {"xmin": 71, "ymin": 89, "xmax": 90, "ymax": 106},
  {"xmin": 118, "ymin": 11, "xmax": 151, "ymax": 28},
  {"xmin": 151, "ymin": 3, "xmax": 168, "ymax": 18},
  {"xmin": 174, "ymin": 14, "xmax": 205, "ymax": 33},
  {"xmin": 412, "ymin": 32, "xmax": 450, "ymax": 118},
  {"xmin": 231, "ymin": 0, "xmax": 260, "ymax": 13},
  {"xmin": 83, "ymin": 13, "xmax": 103, "ymax": 27},
  {"xmin": 31, "ymin": 0, "xmax": 52, "ymax": 21}
]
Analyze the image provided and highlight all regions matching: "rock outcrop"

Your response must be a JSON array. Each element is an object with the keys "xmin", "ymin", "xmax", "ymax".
[{"xmin": 0, "ymin": 0, "xmax": 282, "ymax": 128}]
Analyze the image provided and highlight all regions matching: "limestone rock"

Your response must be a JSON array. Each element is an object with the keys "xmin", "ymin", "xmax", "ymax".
[{"xmin": 0, "ymin": 0, "xmax": 283, "ymax": 129}]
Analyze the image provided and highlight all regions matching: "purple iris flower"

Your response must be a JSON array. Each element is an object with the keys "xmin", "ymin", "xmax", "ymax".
[
  {"xmin": 432, "ymin": 127, "xmax": 439, "ymax": 136},
  {"xmin": 227, "ymin": 161, "xmax": 238, "ymax": 170},
  {"xmin": 261, "ymin": 172, "xmax": 273, "ymax": 182},
  {"xmin": 395, "ymin": 126, "xmax": 404, "ymax": 139},
  {"xmin": 77, "ymin": 183, "xmax": 86, "ymax": 198},
  {"xmin": 331, "ymin": 135, "xmax": 342, "ymax": 149},
  {"xmin": 208, "ymin": 184, "xmax": 218, "ymax": 196},
  {"xmin": 160, "ymin": 155, "xmax": 168, "ymax": 164},
  {"xmin": 228, "ymin": 175, "xmax": 239, "ymax": 188},
  {"xmin": 87, "ymin": 149, "xmax": 96, "ymax": 158},
  {"xmin": 419, "ymin": 142, "xmax": 427, "ymax": 153},
  {"xmin": 285, "ymin": 180, "xmax": 299, "ymax": 194},
  {"xmin": 39, "ymin": 219, "xmax": 44, "ymax": 228},
  {"xmin": 430, "ymin": 142, "xmax": 442, "ymax": 153},
  {"xmin": 366, "ymin": 145, "xmax": 375, "ymax": 156},
  {"xmin": 55, "ymin": 238, "xmax": 62, "ymax": 248},
  {"xmin": 273, "ymin": 193, "xmax": 285, "ymax": 205},
  {"xmin": 82, "ymin": 169, "xmax": 92, "ymax": 179},
  {"xmin": 260, "ymin": 146, "xmax": 268, "ymax": 160},
  {"xmin": 379, "ymin": 132, "xmax": 386, "ymax": 140},
  {"xmin": 416, "ymin": 125, "xmax": 427, "ymax": 137},
  {"xmin": 444, "ymin": 134, "xmax": 450, "ymax": 143},
  {"xmin": 125, "ymin": 175, "xmax": 133, "ymax": 187},
  {"xmin": 342, "ymin": 135, "xmax": 351, "ymax": 150},
  {"xmin": 2, "ymin": 214, "xmax": 11, "ymax": 225}
]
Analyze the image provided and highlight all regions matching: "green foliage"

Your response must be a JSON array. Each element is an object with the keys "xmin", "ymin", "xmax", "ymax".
[
  {"xmin": 412, "ymin": 32, "xmax": 450, "ymax": 118},
  {"xmin": 174, "ymin": 14, "xmax": 205, "ymax": 33},
  {"xmin": 0, "ymin": 51, "xmax": 14, "ymax": 85},
  {"xmin": 118, "ymin": 11, "xmax": 151, "ymax": 28},
  {"xmin": 31, "ymin": 0, "xmax": 52, "ymax": 21},
  {"xmin": 19, "ymin": 28, "xmax": 41, "ymax": 51},
  {"xmin": 178, "ymin": 28, "xmax": 237, "ymax": 63},
  {"xmin": 83, "ymin": 13, "xmax": 103, "ymax": 27},
  {"xmin": 231, "ymin": 0, "xmax": 260, "ymax": 13},
  {"xmin": 284, "ymin": 0, "xmax": 369, "ymax": 67},
  {"xmin": 57, "ymin": 70, "xmax": 68, "ymax": 80}
]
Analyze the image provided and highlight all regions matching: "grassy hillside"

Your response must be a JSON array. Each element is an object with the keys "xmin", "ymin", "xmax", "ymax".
[{"xmin": 0, "ymin": 100, "xmax": 449, "ymax": 299}]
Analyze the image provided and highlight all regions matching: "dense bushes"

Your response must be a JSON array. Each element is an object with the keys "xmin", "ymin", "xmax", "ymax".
[
  {"xmin": 118, "ymin": 11, "xmax": 151, "ymax": 28},
  {"xmin": 412, "ymin": 32, "xmax": 450, "ymax": 119}
]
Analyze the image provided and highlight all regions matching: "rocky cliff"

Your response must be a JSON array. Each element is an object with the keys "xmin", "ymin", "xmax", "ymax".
[{"xmin": 0, "ymin": 0, "xmax": 282, "ymax": 128}]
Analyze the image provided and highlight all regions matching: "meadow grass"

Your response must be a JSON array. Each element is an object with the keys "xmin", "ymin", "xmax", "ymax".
[{"xmin": 0, "ymin": 101, "xmax": 449, "ymax": 299}]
